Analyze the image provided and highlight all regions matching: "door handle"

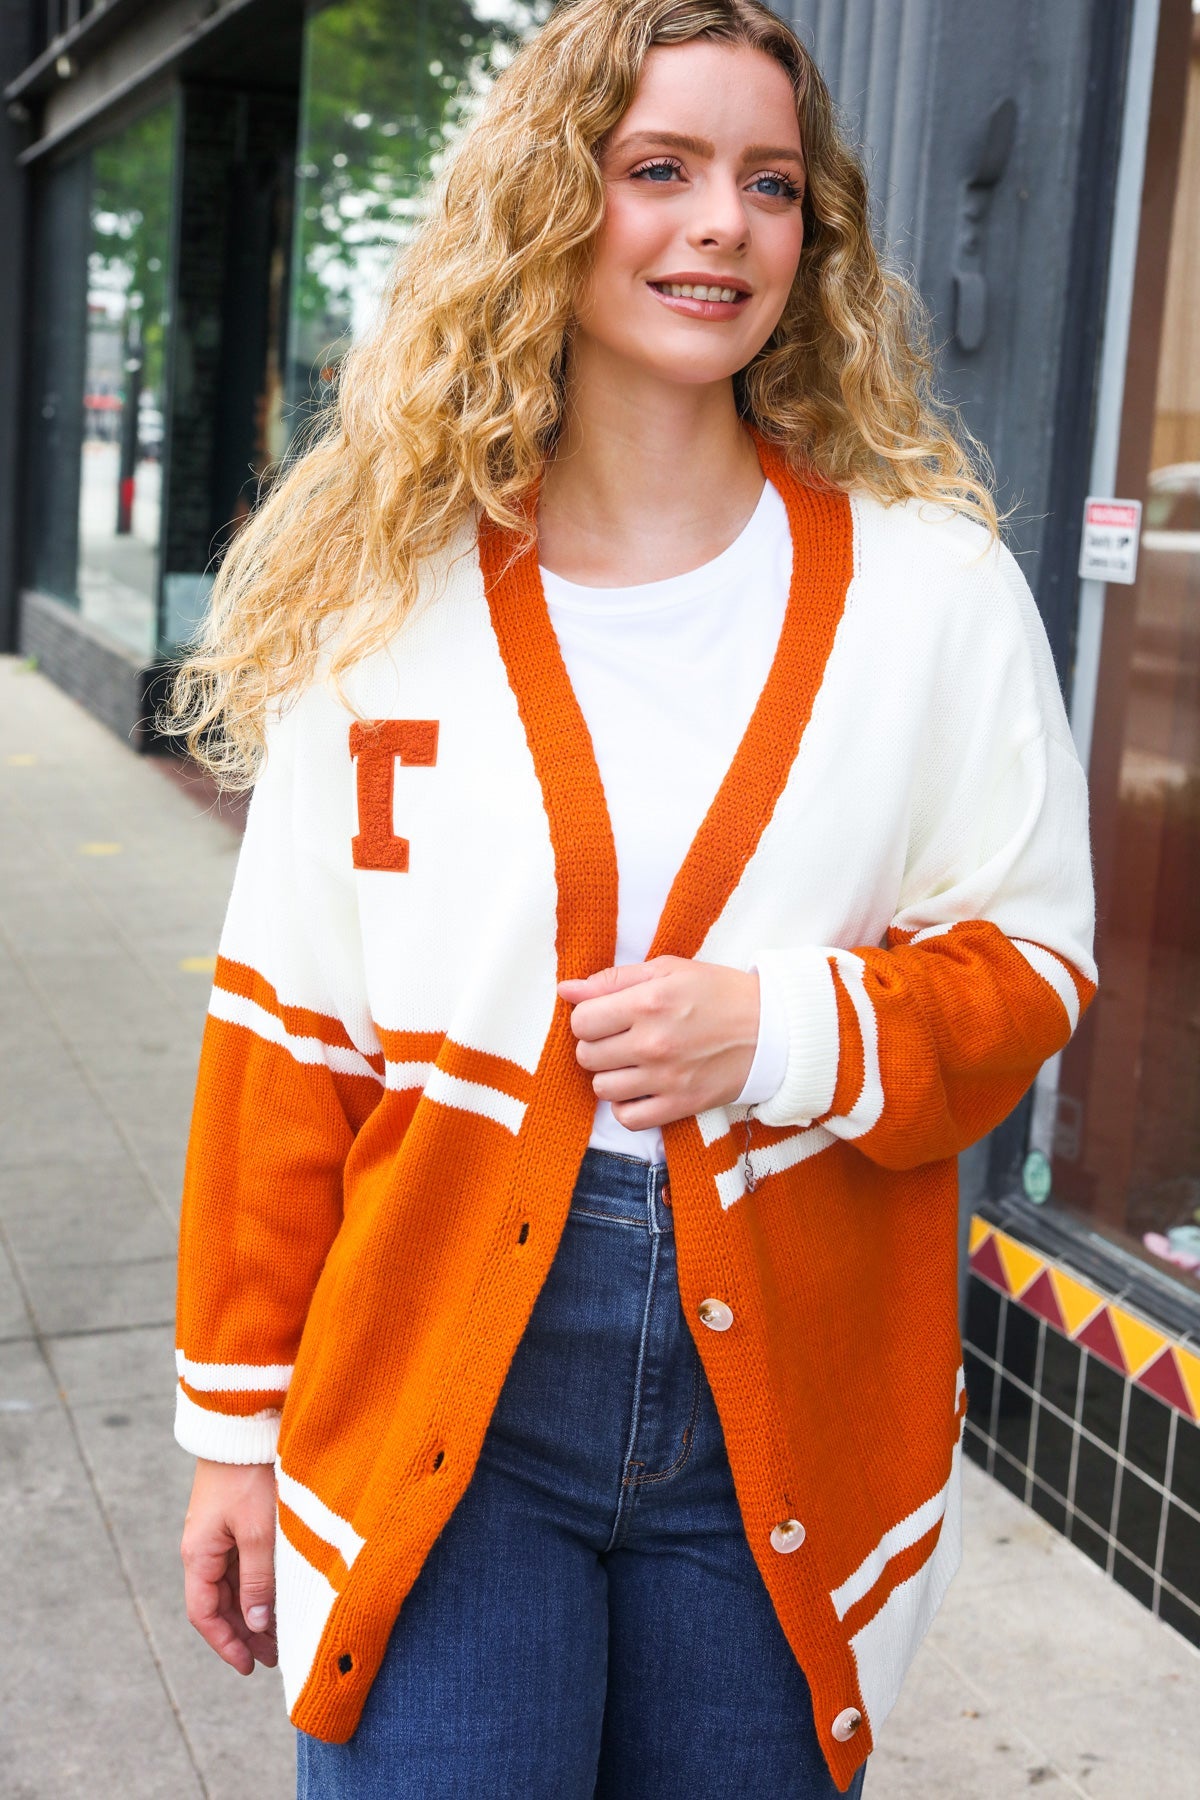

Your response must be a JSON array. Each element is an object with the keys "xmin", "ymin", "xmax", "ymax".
[{"xmin": 952, "ymin": 97, "xmax": 1018, "ymax": 353}]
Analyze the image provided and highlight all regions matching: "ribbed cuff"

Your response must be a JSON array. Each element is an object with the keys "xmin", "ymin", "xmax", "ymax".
[
  {"xmin": 174, "ymin": 1385, "xmax": 282, "ymax": 1464},
  {"xmin": 748, "ymin": 946, "xmax": 841, "ymax": 1129}
]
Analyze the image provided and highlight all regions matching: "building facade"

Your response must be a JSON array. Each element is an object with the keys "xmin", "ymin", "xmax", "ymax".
[{"xmin": 2, "ymin": 0, "xmax": 1198, "ymax": 1647}]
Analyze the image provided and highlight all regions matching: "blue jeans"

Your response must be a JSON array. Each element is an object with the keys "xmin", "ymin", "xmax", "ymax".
[{"xmin": 296, "ymin": 1147, "xmax": 868, "ymax": 1798}]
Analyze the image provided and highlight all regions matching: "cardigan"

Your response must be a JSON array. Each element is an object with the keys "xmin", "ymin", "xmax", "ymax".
[
  {"xmin": 540, "ymin": 472, "xmax": 793, "ymax": 1160},
  {"xmin": 172, "ymin": 432, "xmax": 1097, "ymax": 1792}
]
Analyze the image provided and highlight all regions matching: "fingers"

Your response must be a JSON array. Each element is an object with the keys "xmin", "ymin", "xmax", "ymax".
[
  {"xmin": 236, "ymin": 1516, "xmax": 279, "ymax": 1657},
  {"xmin": 182, "ymin": 1461, "xmax": 279, "ymax": 1675},
  {"xmin": 563, "ymin": 969, "xmax": 674, "ymax": 1044}
]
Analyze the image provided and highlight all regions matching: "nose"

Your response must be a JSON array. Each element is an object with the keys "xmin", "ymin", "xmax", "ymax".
[{"xmin": 685, "ymin": 172, "xmax": 750, "ymax": 257}]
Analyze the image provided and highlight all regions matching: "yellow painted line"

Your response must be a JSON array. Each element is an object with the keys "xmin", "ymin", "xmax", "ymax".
[
  {"xmin": 79, "ymin": 842, "xmax": 122, "ymax": 856},
  {"xmin": 178, "ymin": 956, "xmax": 217, "ymax": 974}
]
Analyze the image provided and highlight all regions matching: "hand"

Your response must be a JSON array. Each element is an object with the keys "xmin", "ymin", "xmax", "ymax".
[
  {"xmin": 181, "ymin": 1459, "xmax": 279, "ymax": 1675},
  {"xmin": 557, "ymin": 955, "xmax": 759, "ymax": 1130}
]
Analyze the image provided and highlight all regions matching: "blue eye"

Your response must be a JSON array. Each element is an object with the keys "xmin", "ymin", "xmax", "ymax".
[
  {"xmin": 631, "ymin": 158, "xmax": 682, "ymax": 183},
  {"xmin": 751, "ymin": 172, "xmax": 803, "ymax": 202}
]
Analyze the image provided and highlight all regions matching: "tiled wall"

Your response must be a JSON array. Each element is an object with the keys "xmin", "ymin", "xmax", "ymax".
[{"xmin": 963, "ymin": 1216, "xmax": 1200, "ymax": 1650}]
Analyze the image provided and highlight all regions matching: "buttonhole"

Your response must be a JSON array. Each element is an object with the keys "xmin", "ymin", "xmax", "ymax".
[
  {"xmin": 431, "ymin": 1448, "xmax": 445, "ymax": 1472},
  {"xmin": 517, "ymin": 1220, "xmax": 529, "ymax": 1244},
  {"xmin": 337, "ymin": 1653, "xmax": 353, "ymax": 1674}
]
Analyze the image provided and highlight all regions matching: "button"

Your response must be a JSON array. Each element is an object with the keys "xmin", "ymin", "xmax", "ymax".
[
  {"xmin": 660, "ymin": 1183, "xmax": 671, "ymax": 1207},
  {"xmin": 769, "ymin": 1517, "xmax": 806, "ymax": 1553},
  {"xmin": 831, "ymin": 1707, "xmax": 862, "ymax": 1741},
  {"xmin": 698, "ymin": 1297, "xmax": 733, "ymax": 1331}
]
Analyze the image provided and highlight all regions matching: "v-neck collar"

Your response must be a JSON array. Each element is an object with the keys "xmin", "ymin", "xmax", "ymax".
[{"xmin": 478, "ymin": 428, "xmax": 854, "ymax": 983}]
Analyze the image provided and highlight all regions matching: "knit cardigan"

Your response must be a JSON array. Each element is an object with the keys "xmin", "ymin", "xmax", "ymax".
[{"xmin": 173, "ymin": 433, "xmax": 1096, "ymax": 1792}]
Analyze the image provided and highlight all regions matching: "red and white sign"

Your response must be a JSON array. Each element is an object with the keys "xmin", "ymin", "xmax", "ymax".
[{"xmin": 1078, "ymin": 496, "xmax": 1142, "ymax": 584}]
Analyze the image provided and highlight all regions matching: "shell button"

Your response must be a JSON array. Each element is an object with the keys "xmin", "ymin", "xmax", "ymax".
[
  {"xmin": 698, "ymin": 1297, "xmax": 734, "ymax": 1331},
  {"xmin": 831, "ymin": 1707, "xmax": 862, "ymax": 1742},
  {"xmin": 769, "ymin": 1517, "xmax": 806, "ymax": 1553}
]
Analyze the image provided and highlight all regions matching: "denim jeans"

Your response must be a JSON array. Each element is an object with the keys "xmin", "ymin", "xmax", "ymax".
[{"xmin": 296, "ymin": 1146, "xmax": 869, "ymax": 1799}]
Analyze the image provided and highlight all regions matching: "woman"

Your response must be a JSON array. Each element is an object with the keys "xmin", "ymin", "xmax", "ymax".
[{"xmin": 171, "ymin": 2, "xmax": 1096, "ymax": 1795}]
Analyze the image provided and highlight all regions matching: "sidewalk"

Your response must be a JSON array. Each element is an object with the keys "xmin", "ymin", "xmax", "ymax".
[{"xmin": 1, "ymin": 651, "xmax": 1196, "ymax": 1798}]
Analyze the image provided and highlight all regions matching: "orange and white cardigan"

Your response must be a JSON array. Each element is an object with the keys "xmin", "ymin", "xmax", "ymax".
[{"xmin": 173, "ymin": 437, "xmax": 1096, "ymax": 1791}]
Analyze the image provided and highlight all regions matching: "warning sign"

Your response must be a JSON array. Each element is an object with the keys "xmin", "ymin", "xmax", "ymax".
[{"xmin": 1078, "ymin": 497, "xmax": 1142, "ymax": 584}]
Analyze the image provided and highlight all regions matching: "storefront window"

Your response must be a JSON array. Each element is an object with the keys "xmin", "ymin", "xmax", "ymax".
[
  {"xmin": 286, "ymin": 0, "xmax": 544, "ymax": 433},
  {"xmin": 77, "ymin": 102, "xmax": 175, "ymax": 659},
  {"xmin": 1051, "ymin": 19, "xmax": 1200, "ymax": 1295}
]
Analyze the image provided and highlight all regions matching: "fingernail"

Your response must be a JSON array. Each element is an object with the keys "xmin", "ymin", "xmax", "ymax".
[{"xmin": 247, "ymin": 1604, "xmax": 270, "ymax": 1629}]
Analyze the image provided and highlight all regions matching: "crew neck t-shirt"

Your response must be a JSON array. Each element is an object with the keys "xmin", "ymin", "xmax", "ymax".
[{"xmin": 540, "ymin": 477, "xmax": 792, "ymax": 1163}]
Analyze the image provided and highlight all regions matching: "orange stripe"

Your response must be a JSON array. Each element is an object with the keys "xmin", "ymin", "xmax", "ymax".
[
  {"xmin": 374, "ymin": 1027, "xmax": 445, "ymax": 1063},
  {"xmin": 370, "ymin": 1030, "xmax": 534, "ymax": 1102},
  {"xmin": 647, "ymin": 429, "xmax": 854, "ymax": 962},
  {"xmin": 824, "ymin": 957, "xmax": 865, "ymax": 1120},
  {"xmin": 436, "ymin": 1039, "xmax": 536, "ymax": 1102},
  {"xmin": 179, "ymin": 1380, "xmax": 285, "ymax": 1414},
  {"xmin": 214, "ymin": 955, "xmax": 377, "ymax": 1061},
  {"xmin": 277, "ymin": 1497, "xmax": 350, "ymax": 1592},
  {"xmin": 838, "ymin": 1514, "xmax": 945, "ymax": 1640}
]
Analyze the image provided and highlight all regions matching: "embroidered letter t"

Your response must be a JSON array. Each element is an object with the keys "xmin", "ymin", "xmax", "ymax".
[{"xmin": 349, "ymin": 719, "xmax": 439, "ymax": 872}]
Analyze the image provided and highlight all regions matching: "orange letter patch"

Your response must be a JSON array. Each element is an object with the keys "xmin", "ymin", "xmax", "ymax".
[{"xmin": 349, "ymin": 719, "xmax": 439, "ymax": 872}]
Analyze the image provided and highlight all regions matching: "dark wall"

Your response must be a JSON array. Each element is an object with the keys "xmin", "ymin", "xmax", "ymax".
[
  {"xmin": 787, "ymin": 0, "xmax": 1131, "ymax": 688},
  {"xmin": 0, "ymin": 0, "xmax": 35, "ymax": 652}
]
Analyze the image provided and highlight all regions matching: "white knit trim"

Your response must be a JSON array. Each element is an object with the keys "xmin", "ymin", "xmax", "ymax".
[
  {"xmin": 831, "ymin": 1366, "xmax": 965, "ymax": 1621},
  {"xmin": 208, "ymin": 987, "xmax": 384, "ymax": 1083},
  {"xmin": 423, "ymin": 1067, "xmax": 527, "ymax": 1135},
  {"xmin": 173, "ymin": 1385, "xmax": 281, "ymax": 1463},
  {"xmin": 824, "ymin": 950, "xmax": 885, "ymax": 1137},
  {"xmin": 715, "ymin": 1122, "xmax": 836, "ymax": 1209},
  {"xmin": 750, "ymin": 946, "xmax": 841, "ymax": 1129},
  {"xmin": 847, "ymin": 1412, "xmax": 965, "ymax": 1737},
  {"xmin": 1010, "ymin": 938, "xmax": 1081, "ymax": 1033},
  {"xmin": 175, "ymin": 1349, "xmax": 293, "ymax": 1393},
  {"xmin": 275, "ymin": 1522, "xmax": 340, "ymax": 1714},
  {"xmin": 275, "ymin": 1463, "xmax": 366, "ymax": 1569}
]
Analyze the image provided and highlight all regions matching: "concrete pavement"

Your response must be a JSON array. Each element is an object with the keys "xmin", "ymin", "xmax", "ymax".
[{"xmin": 1, "ymin": 651, "xmax": 1196, "ymax": 1798}]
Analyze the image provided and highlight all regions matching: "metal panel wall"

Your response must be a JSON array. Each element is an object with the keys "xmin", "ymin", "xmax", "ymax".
[{"xmin": 786, "ymin": 0, "xmax": 1131, "ymax": 675}]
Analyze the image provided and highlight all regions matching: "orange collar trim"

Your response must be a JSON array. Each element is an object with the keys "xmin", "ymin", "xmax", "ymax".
[{"xmin": 478, "ymin": 430, "xmax": 855, "ymax": 981}]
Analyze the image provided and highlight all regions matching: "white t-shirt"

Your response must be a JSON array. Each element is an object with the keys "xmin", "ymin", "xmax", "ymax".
[{"xmin": 541, "ymin": 477, "xmax": 792, "ymax": 1163}]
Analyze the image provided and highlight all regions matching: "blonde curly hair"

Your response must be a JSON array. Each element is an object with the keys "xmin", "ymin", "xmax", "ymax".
[{"xmin": 166, "ymin": 0, "xmax": 1000, "ymax": 785}]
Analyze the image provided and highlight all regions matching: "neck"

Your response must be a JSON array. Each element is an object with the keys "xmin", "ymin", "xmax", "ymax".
[{"xmin": 536, "ymin": 336, "xmax": 765, "ymax": 585}]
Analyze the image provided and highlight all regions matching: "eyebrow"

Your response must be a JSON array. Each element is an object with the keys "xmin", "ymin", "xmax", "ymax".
[{"xmin": 607, "ymin": 130, "xmax": 805, "ymax": 170}]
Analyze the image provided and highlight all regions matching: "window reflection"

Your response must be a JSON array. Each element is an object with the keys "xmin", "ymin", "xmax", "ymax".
[
  {"xmin": 78, "ymin": 103, "xmax": 174, "ymax": 658},
  {"xmin": 286, "ymin": 0, "xmax": 546, "ymax": 433}
]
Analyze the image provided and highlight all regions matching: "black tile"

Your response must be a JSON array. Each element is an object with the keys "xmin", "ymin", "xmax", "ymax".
[
  {"xmin": 1069, "ymin": 1511, "xmax": 1109, "ymax": 1570},
  {"xmin": 1162, "ymin": 1504, "xmax": 1200, "ymax": 1606},
  {"xmin": 1000, "ymin": 1300, "xmax": 1040, "ymax": 1389},
  {"xmin": 964, "ymin": 1277, "xmax": 1002, "ymax": 1361},
  {"xmin": 992, "ymin": 1449, "xmax": 1028, "ymax": 1502},
  {"xmin": 1158, "ymin": 1587, "xmax": 1200, "ymax": 1651},
  {"xmin": 963, "ymin": 1350, "xmax": 996, "ymax": 1433},
  {"xmin": 1032, "ymin": 1406, "xmax": 1074, "ymax": 1499},
  {"xmin": 1112, "ymin": 1550, "xmax": 1155, "ymax": 1610},
  {"xmin": 1039, "ymin": 1325, "xmax": 1081, "ymax": 1420},
  {"xmin": 963, "ymin": 1425, "xmax": 990, "ymax": 1471},
  {"xmin": 1081, "ymin": 1355, "xmax": 1126, "ymax": 1451},
  {"xmin": 1030, "ymin": 1480, "xmax": 1068, "ymax": 1535},
  {"xmin": 1171, "ymin": 1416, "xmax": 1200, "ymax": 1516},
  {"xmin": 1123, "ymin": 1383, "xmax": 1172, "ymax": 1486},
  {"xmin": 995, "ymin": 1375, "xmax": 1034, "ymax": 1468},
  {"xmin": 1072, "ymin": 1435, "xmax": 1117, "ymax": 1530},
  {"xmin": 1115, "ymin": 1468, "xmax": 1164, "ymax": 1570}
]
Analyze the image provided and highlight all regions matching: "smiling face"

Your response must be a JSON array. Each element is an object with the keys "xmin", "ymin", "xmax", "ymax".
[{"xmin": 574, "ymin": 39, "xmax": 807, "ymax": 391}]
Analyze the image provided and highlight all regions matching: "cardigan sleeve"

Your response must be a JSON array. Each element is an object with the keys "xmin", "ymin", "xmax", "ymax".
[
  {"xmin": 749, "ymin": 541, "xmax": 1097, "ymax": 1170},
  {"xmin": 173, "ymin": 699, "xmax": 383, "ymax": 1463}
]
